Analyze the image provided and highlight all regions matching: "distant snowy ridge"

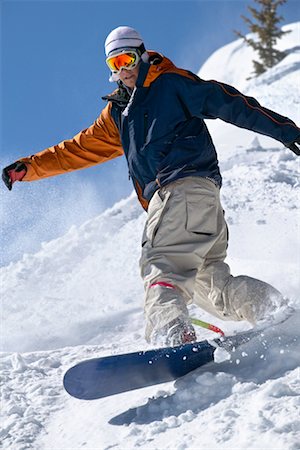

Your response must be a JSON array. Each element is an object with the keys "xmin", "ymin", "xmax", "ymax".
[
  {"xmin": 199, "ymin": 22, "xmax": 300, "ymax": 92},
  {"xmin": 1, "ymin": 22, "xmax": 300, "ymax": 450}
]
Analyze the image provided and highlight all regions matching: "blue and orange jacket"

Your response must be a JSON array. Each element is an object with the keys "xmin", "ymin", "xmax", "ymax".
[{"xmin": 20, "ymin": 52, "xmax": 300, "ymax": 210}]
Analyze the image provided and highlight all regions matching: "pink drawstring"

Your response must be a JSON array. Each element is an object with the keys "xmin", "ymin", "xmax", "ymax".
[{"xmin": 150, "ymin": 281, "xmax": 176, "ymax": 290}]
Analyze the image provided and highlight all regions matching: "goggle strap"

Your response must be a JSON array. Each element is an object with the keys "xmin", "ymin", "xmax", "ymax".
[{"xmin": 137, "ymin": 43, "xmax": 146, "ymax": 56}]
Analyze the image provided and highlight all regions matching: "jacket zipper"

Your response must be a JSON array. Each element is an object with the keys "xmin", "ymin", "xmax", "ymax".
[{"xmin": 144, "ymin": 113, "xmax": 149, "ymax": 144}]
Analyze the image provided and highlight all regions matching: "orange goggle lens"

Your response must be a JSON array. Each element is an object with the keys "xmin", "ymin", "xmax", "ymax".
[{"xmin": 106, "ymin": 52, "xmax": 138, "ymax": 73}]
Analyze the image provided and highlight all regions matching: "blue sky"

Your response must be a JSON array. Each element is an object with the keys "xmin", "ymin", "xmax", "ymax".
[{"xmin": 1, "ymin": 0, "xmax": 299, "ymax": 265}]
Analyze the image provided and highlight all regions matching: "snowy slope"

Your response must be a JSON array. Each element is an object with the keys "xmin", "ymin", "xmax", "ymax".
[{"xmin": 1, "ymin": 23, "xmax": 300, "ymax": 450}]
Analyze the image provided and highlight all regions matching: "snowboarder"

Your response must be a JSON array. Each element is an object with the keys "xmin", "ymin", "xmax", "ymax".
[{"xmin": 3, "ymin": 26, "xmax": 300, "ymax": 346}]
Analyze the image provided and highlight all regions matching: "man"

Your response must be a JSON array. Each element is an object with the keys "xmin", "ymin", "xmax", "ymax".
[{"xmin": 3, "ymin": 26, "xmax": 300, "ymax": 346}]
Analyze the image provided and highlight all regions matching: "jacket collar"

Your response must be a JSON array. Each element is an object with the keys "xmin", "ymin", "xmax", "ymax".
[
  {"xmin": 102, "ymin": 83, "xmax": 131, "ymax": 107},
  {"xmin": 141, "ymin": 51, "xmax": 178, "ymax": 87}
]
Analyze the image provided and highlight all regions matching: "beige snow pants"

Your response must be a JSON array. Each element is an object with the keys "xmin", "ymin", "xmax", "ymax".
[{"xmin": 140, "ymin": 177, "xmax": 283, "ymax": 342}]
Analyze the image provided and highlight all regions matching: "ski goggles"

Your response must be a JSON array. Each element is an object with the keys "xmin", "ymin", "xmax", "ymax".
[{"xmin": 106, "ymin": 49, "xmax": 140, "ymax": 74}]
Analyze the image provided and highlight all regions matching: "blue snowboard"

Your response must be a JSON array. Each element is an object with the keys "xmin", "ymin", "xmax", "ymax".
[{"xmin": 63, "ymin": 329, "xmax": 258, "ymax": 400}]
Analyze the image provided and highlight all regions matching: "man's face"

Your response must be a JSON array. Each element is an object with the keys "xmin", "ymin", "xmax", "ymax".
[{"xmin": 119, "ymin": 64, "xmax": 140, "ymax": 89}]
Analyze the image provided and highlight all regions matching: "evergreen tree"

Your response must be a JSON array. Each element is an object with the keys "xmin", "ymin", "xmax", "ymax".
[{"xmin": 235, "ymin": 0, "xmax": 290, "ymax": 76}]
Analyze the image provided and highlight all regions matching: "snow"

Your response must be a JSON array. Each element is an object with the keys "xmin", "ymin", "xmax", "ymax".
[{"xmin": 1, "ymin": 23, "xmax": 300, "ymax": 450}]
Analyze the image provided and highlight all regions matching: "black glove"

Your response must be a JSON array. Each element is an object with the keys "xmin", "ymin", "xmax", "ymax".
[
  {"xmin": 2, "ymin": 161, "xmax": 27, "ymax": 190},
  {"xmin": 285, "ymin": 137, "xmax": 300, "ymax": 156}
]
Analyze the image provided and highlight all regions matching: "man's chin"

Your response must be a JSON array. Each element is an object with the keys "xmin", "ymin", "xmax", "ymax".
[{"xmin": 124, "ymin": 81, "xmax": 135, "ymax": 89}]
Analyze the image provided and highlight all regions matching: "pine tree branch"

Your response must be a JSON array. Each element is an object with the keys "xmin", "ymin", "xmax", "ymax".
[{"xmin": 234, "ymin": 0, "xmax": 289, "ymax": 77}]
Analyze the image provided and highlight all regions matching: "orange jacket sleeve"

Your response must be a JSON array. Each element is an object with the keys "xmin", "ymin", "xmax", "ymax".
[{"xmin": 20, "ymin": 102, "xmax": 123, "ymax": 181}]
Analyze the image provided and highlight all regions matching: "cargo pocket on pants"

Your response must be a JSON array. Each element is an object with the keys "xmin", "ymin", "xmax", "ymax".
[
  {"xmin": 143, "ymin": 190, "xmax": 171, "ymax": 247},
  {"xmin": 186, "ymin": 194, "xmax": 217, "ymax": 235}
]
